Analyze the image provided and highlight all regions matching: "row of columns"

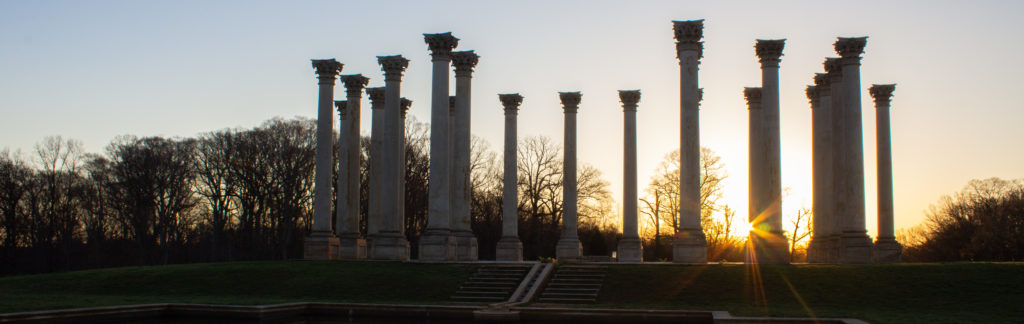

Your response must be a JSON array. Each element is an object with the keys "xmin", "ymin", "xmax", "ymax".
[
  {"xmin": 307, "ymin": 24, "xmax": 902, "ymax": 264},
  {"xmin": 800, "ymin": 37, "xmax": 901, "ymax": 264}
]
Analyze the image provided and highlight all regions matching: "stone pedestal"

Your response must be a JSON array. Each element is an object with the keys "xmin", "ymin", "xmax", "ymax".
[
  {"xmin": 497, "ymin": 93, "xmax": 524, "ymax": 261},
  {"xmin": 873, "ymin": 238, "xmax": 902, "ymax": 263},
  {"xmin": 671, "ymin": 20, "xmax": 708, "ymax": 263},
  {"xmin": 556, "ymin": 91, "xmax": 583, "ymax": 262},
  {"xmin": 304, "ymin": 232, "xmax": 340, "ymax": 260},
  {"xmin": 496, "ymin": 237, "xmax": 523, "ymax": 261},
  {"xmin": 617, "ymin": 238, "xmax": 643, "ymax": 263},
  {"xmin": 370, "ymin": 233, "xmax": 410, "ymax": 261}
]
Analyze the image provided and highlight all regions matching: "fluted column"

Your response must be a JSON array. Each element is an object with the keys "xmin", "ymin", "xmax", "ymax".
[
  {"xmin": 420, "ymin": 32, "xmax": 459, "ymax": 261},
  {"xmin": 305, "ymin": 59, "xmax": 342, "ymax": 260},
  {"xmin": 451, "ymin": 50, "xmax": 480, "ymax": 261},
  {"xmin": 744, "ymin": 87, "xmax": 764, "ymax": 263},
  {"xmin": 824, "ymin": 57, "xmax": 844, "ymax": 263},
  {"xmin": 371, "ymin": 55, "xmax": 410, "ymax": 261},
  {"xmin": 807, "ymin": 73, "xmax": 833, "ymax": 264},
  {"xmin": 399, "ymin": 97, "xmax": 412, "ymax": 238},
  {"xmin": 336, "ymin": 75, "xmax": 369, "ymax": 259},
  {"xmin": 752, "ymin": 39, "xmax": 789, "ymax": 264},
  {"xmin": 834, "ymin": 37, "xmax": 873, "ymax": 264},
  {"xmin": 556, "ymin": 91, "xmax": 583, "ymax": 261},
  {"xmin": 496, "ymin": 93, "xmax": 524, "ymax": 261},
  {"xmin": 671, "ymin": 19, "xmax": 707, "ymax": 263},
  {"xmin": 870, "ymin": 84, "xmax": 902, "ymax": 263},
  {"xmin": 366, "ymin": 87, "xmax": 386, "ymax": 251},
  {"xmin": 617, "ymin": 90, "xmax": 643, "ymax": 263}
]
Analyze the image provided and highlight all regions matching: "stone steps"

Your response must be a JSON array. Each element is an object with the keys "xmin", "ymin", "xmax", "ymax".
[
  {"xmin": 450, "ymin": 264, "xmax": 532, "ymax": 304},
  {"xmin": 537, "ymin": 265, "xmax": 606, "ymax": 304}
]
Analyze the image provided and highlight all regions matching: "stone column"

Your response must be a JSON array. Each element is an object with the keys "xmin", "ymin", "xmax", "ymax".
[
  {"xmin": 371, "ymin": 55, "xmax": 410, "ymax": 261},
  {"xmin": 617, "ymin": 90, "xmax": 643, "ymax": 263},
  {"xmin": 556, "ymin": 91, "xmax": 583, "ymax": 261},
  {"xmin": 496, "ymin": 93, "xmax": 524, "ymax": 261},
  {"xmin": 451, "ymin": 50, "xmax": 480, "ymax": 261},
  {"xmin": 420, "ymin": 32, "xmax": 460, "ymax": 261},
  {"xmin": 807, "ymin": 73, "xmax": 833, "ymax": 264},
  {"xmin": 305, "ymin": 58, "xmax": 342, "ymax": 260},
  {"xmin": 365, "ymin": 87, "xmax": 386, "ymax": 252},
  {"xmin": 834, "ymin": 37, "xmax": 873, "ymax": 264},
  {"xmin": 336, "ymin": 74, "xmax": 369, "ymax": 260},
  {"xmin": 744, "ymin": 87, "xmax": 764, "ymax": 264},
  {"xmin": 672, "ymin": 19, "xmax": 707, "ymax": 263},
  {"xmin": 870, "ymin": 84, "xmax": 902, "ymax": 263},
  {"xmin": 399, "ymin": 97, "xmax": 412, "ymax": 237},
  {"xmin": 824, "ymin": 57, "xmax": 844, "ymax": 263},
  {"xmin": 752, "ymin": 39, "xmax": 789, "ymax": 264}
]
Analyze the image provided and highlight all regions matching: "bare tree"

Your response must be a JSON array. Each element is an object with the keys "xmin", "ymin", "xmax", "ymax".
[{"xmin": 788, "ymin": 207, "xmax": 812, "ymax": 262}]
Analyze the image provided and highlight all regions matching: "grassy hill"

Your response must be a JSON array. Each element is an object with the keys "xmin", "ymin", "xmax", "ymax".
[
  {"xmin": 1, "ymin": 261, "xmax": 1021, "ymax": 323},
  {"xmin": 0, "ymin": 260, "xmax": 477, "ymax": 313},
  {"xmin": 600, "ymin": 262, "xmax": 1024, "ymax": 323}
]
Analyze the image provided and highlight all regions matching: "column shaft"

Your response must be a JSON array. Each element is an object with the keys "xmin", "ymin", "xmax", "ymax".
[
  {"xmin": 556, "ymin": 92, "xmax": 583, "ymax": 261},
  {"xmin": 834, "ymin": 37, "xmax": 872, "ymax": 264},
  {"xmin": 871, "ymin": 84, "xmax": 901, "ymax": 262},
  {"xmin": 618, "ymin": 90, "xmax": 643, "ymax": 263},
  {"xmin": 826, "ymin": 58, "xmax": 844, "ymax": 263},
  {"xmin": 496, "ymin": 94, "xmax": 524, "ymax": 261},
  {"xmin": 450, "ymin": 50, "xmax": 478, "ymax": 261},
  {"xmin": 754, "ymin": 39, "xmax": 788, "ymax": 264},
  {"xmin": 421, "ymin": 32, "xmax": 459, "ymax": 261},
  {"xmin": 305, "ymin": 59, "xmax": 342, "ymax": 260},
  {"xmin": 671, "ymin": 19, "xmax": 707, "ymax": 263},
  {"xmin": 372, "ymin": 55, "xmax": 410, "ymax": 261},
  {"xmin": 366, "ymin": 88, "xmax": 385, "ymax": 244}
]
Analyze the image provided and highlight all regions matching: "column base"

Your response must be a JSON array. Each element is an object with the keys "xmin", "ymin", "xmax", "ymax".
[
  {"xmin": 495, "ymin": 236, "xmax": 523, "ymax": 261},
  {"xmin": 672, "ymin": 231, "xmax": 707, "ymax": 264},
  {"xmin": 873, "ymin": 237, "xmax": 902, "ymax": 263},
  {"xmin": 337, "ymin": 235, "xmax": 367, "ymax": 260},
  {"xmin": 556, "ymin": 237, "xmax": 583, "ymax": 262},
  {"xmin": 418, "ymin": 232, "xmax": 457, "ymax": 261},
  {"xmin": 837, "ymin": 231, "xmax": 873, "ymax": 264},
  {"xmin": 303, "ymin": 231, "xmax": 340, "ymax": 260},
  {"xmin": 453, "ymin": 231, "xmax": 479, "ymax": 261},
  {"xmin": 746, "ymin": 231, "xmax": 790, "ymax": 264},
  {"xmin": 806, "ymin": 236, "xmax": 826, "ymax": 264},
  {"xmin": 824, "ymin": 234, "xmax": 841, "ymax": 263},
  {"xmin": 369, "ymin": 233, "xmax": 410, "ymax": 261},
  {"xmin": 616, "ymin": 237, "xmax": 644, "ymax": 263}
]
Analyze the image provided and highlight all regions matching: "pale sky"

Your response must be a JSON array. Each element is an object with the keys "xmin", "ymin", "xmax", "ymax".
[{"xmin": 2, "ymin": 0, "xmax": 1023, "ymax": 238}]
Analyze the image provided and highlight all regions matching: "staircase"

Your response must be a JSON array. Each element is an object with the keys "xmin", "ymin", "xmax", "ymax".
[
  {"xmin": 451, "ymin": 264, "xmax": 532, "ymax": 303},
  {"xmin": 538, "ymin": 264, "xmax": 606, "ymax": 303}
]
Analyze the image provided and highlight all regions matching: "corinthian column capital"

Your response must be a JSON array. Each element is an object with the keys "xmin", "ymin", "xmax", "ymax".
[
  {"xmin": 559, "ymin": 91, "xmax": 582, "ymax": 113},
  {"xmin": 834, "ymin": 37, "xmax": 868, "ymax": 65},
  {"xmin": 377, "ymin": 55, "xmax": 409, "ymax": 81},
  {"xmin": 311, "ymin": 59, "xmax": 343, "ymax": 84},
  {"xmin": 366, "ymin": 87, "xmax": 386, "ymax": 108},
  {"xmin": 424, "ymin": 32, "xmax": 460, "ymax": 60},
  {"xmin": 813, "ymin": 73, "xmax": 831, "ymax": 93},
  {"xmin": 341, "ymin": 74, "xmax": 370, "ymax": 96},
  {"xmin": 744, "ymin": 87, "xmax": 762, "ymax": 107},
  {"xmin": 401, "ymin": 98, "xmax": 412, "ymax": 118},
  {"xmin": 824, "ymin": 57, "xmax": 843, "ymax": 78},
  {"xmin": 869, "ymin": 84, "xmax": 896, "ymax": 106},
  {"xmin": 755, "ymin": 39, "xmax": 786, "ymax": 67},
  {"xmin": 673, "ymin": 19, "xmax": 705, "ymax": 60},
  {"xmin": 806, "ymin": 85, "xmax": 819, "ymax": 103},
  {"xmin": 618, "ymin": 90, "xmax": 641, "ymax": 111},
  {"xmin": 499, "ymin": 93, "xmax": 523, "ymax": 114},
  {"xmin": 335, "ymin": 100, "xmax": 348, "ymax": 119},
  {"xmin": 451, "ymin": 50, "xmax": 479, "ymax": 76}
]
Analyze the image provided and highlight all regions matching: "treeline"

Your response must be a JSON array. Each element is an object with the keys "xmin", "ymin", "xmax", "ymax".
[
  {"xmin": 900, "ymin": 178, "xmax": 1024, "ymax": 262},
  {"xmin": 0, "ymin": 117, "xmax": 622, "ymax": 275}
]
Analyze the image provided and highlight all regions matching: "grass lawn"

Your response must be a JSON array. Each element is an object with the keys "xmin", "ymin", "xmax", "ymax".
[
  {"xmin": 0, "ymin": 260, "xmax": 477, "ymax": 314},
  {"xmin": 599, "ymin": 262, "xmax": 1024, "ymax": 324}
]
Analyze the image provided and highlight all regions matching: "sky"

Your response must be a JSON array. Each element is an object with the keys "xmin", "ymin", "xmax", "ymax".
[{"xmin": 2, "ymin": 0, "xmax": 1023, "ymax": 238}]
